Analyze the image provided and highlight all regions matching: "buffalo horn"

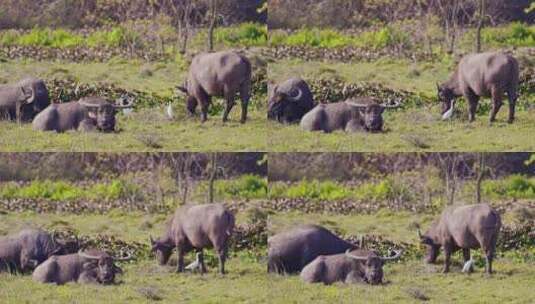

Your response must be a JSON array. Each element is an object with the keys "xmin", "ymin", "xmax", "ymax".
[
  {"xmin": 345, "ymin": 249, "xmax": 369, "ymax": 260},
  {"xmin": 381, "ymin": 250, "xmax": 402, "ymax": 261}
]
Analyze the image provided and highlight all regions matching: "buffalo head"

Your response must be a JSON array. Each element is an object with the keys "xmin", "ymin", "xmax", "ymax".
[
  {"xmin": 418, "ymin": 229, "xmax": 441, "ymax": 263},
  {"xmin": 78, "ymin": 250, "xmax": 131, "ymax": 284},
  {"xmin": 150, "ymin": 236, "xmax": 174, "ymax": 266},
  {"xmin": 345, "ymin": 98, "xmax": 401, "ymax": 132},
  {"xmin": 79, "ymin": 97, "xmax": 133, "ymax": 132},
  {"xmin": 267, "ymin": 84, "xmax": 304, "ymax": 122},
  {"xmin": 437, "ymin": 83, "xmax": 457, "ymax": 116},
  {"xmin": 345, "ymin": 249, "xmax": 402, "ymax": 285}
]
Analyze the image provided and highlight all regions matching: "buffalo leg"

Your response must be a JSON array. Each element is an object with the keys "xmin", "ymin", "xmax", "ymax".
[
  {"xmin": 239, "ymin": 81, "xmax": 251, "ymax": 124},
  {"xmin": 462, "ymin": 249, "xmax": 470, "ymax": 264},
  {"xmin": 490, "ymin": 87, "xmax": 503, "ymax": 123},
  {"xmin": 443, "ymin": 247, "xmax": 452, "ymax": 273},
  {"xmin": 464, "ymin": 90, "xmax": 479, "ymax": 122},
  {"xmin": 217, "ymin": 247, "xmax": 227, "ymax": 275},
  {"xmin": 198, "ymin": 250, "xmax": 207, "ymax": 274},
  {"xmin": 176, "ymin": 248, "xmax": 185, "ymax": 273},
  {"xmin": 507, "ymin": 88, "xmax": 517, "ymax": 123},
  {"xmin": 222, "ymin": 93, "xmax": 236, "ymax": 123}
]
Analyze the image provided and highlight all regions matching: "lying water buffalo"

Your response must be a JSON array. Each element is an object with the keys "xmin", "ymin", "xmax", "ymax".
[
  {"xmin": 268, "ymin": 225, "xmax": 357, "ymax": 274},
  {"xmin": 0, "ymin": 78, "xmax": 50, "ymax": 122},
  {"xmin": 32, "ymin": 96, "xmax": 133, "ymax": 132},
  {"xmin": 438, "ymin": 52, "xmax": 519, "ymax": 123},
  {"xmin": 419, "ymin": 203, "xmax": 501, "ymax": 274},
  {"xmin": 301, "ymin": 249, "xmax": 402, "ymax": 285},
  {"xmin": 177, "ymin": 51, "xmax": 252, "ymax": 123},
  {"xmin": 32, "ymin": 249, "xmax": 130, "ymax": 285},
  {"xmin": 0, "ymin": 229, "xmax": 76, "ymax": 273},
  {"xmin": 150, "ymin": 203, "xmax": 235, "ymax": 274},
  {"xmin": 300, "ymin": 97, "xmax": 400, "ymax": 133},
  {"xmin": 268, "ymin": 77, "xmax": 315, "ymax": 123}
]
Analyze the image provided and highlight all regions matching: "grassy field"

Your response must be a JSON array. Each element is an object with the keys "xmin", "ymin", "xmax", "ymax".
[
  {"xmin": 0, "ymin": 59, "xmax": 268, "ymax": 152},
  {"xmin": 266, "ymin": 207, "xmax": 534, "ymax": 304},
  {"xmin": 268, "ymin": 56, "xmax": 535, "ymax": 152},
  {"xmin": 0, "ymin": 209, "xmax": 267, "ymax": 303}
]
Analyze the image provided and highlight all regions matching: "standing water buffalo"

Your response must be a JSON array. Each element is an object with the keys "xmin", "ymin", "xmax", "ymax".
[
  {"xmin": 301, "ymin": 249, "xmax": 402, "ymax": 285},
  {"xmin": 0, "ymin": 78, "xmax": 50, "ymax": 122},
  {"xmin": 268, "ymin": 77, "xmax": 315, "ymax": 124},
  {"xmin": 268, "ymin": 225, "xmax": 357, "ymax": 274},
  {"xmin": 32, "ymin": 249, "xmax": 131, "ymax": 285},
  {"xmin": 0, "ymin": 229, "xmax": 75, "ymax": 273},
  {"xmin": 300, "ymin": 97, "xmax": 400, "ymax": 133},
  {"xmin": 419, "ymin": 203, "xmax": 501, "ymax": 274},
  {"xmin": 438, "ymin": 52, "xmax": 519, "ymax": 123},
  {"xmin": 150, "ymin": 203, "xmax": 235, "ymax": 274},
  {"xmin": 177, "ymin": 51, "xmax": 252, "ymax": 123},
  {"xmin": 32, "ymin": 96, "xmax": 133, "ymax": 132}
]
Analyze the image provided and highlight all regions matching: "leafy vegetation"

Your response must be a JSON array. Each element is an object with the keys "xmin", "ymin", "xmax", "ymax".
[{"xmin": 483, "ymin": 175, "xmax": 535, "ymax": 200}]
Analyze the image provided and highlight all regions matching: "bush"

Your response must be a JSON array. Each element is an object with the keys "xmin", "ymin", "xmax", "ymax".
[
  {"xmin": 87, "ymin": 27, "xmax": 125, "ymax": 48},
  {"xmin": 482, "ymin": 22, "xmax": 535, "ymax": 47},
  {"xmin": 483, "ymin": 175, "xmax": 535, "ymax": 199},
  {"xmin": 215, "ymin": 23, "xmax": 267, "ymax": 47},
  {"xmin": 0, "ymin": 179, "xmax": 138, "ymax": 201}
]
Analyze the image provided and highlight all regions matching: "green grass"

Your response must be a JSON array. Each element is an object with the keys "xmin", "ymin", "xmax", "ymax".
[
  {"xmin": 0, "ymin": 59, "xmax": 267, "ymax": 152},
  {"xmin": 266, "ymin": 210, "xmax": 534, "ymax": 303},
  {"xmin": 268, "ymin": 58, "xmax": 535, "ymax": 152},
  {"xmin": 269, "ymin": 23, "xmax": 535, "ymax": 50},
  {"xmin": 0, "ymin": 258, "xmax": 268, "ymax": 304}
]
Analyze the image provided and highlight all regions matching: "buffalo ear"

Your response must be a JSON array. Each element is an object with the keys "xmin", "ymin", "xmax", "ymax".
[
  {"xmin": 420, "ymin": 236, "xmax": 434, "ymax": 245},
  {"xmin": 176, "ymin": 85, "xmax": 188, "ymax": 94}
]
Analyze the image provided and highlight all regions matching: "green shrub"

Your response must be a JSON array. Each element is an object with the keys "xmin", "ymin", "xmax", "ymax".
[
  {"xmin": 217, "ymin": 174, "xmax": 268, "ymax": 199},
  {"xmin": 483, "ymin": 175, "xmax": 535, "ymax": 199},
  {"xmin": 215, "ymin": 23, "xmax": 267, "ymax": 47},
  {"xmin": 15, "ymin": 28, "xmax": 84, "ymax": 48},
  {"xmin": 87, "ymin": 27, "xmax": 125, "ymax": 48},
  {"xmin": 482, "ymin": 23, "xmax": 535, "ymax": 47},
  {"xmin": 0, "ymin": 179, "xmax": 138, "ymax": 201}
]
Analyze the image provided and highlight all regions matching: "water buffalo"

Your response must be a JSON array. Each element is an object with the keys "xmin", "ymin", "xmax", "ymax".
[
  {"xmin": 150, "ymin": 203, "xmax": 235, "ymax": 274},
  {"xmin": 32, "ymin": 96, "xmax": 133, "ymax": 132},
  {"xmin": 32, "ymin": 249, "xmax": 130, "ymax": 285},
  {"xmin": 268, "ymin": 77, "xmax": 315, "ymax": 123},
  {"xmin": 438, "ymin": 52, "xmax": 519, "ymax": 123},
  {"xmin": 177, "ymin": 51, "xmax": 251, "ymax": 123},
  {"xmin": 0, "ymin": 77, "xmax": 51, "ymax": 122},
  {"xmin": 418, "ymin": 203, "xmax": 501, "ymax": 274},
  {"xmin": 0, "ymin": 229, "xmax": 76, "ymax": 273},
  {"xmin": 301, "ymin": 249, "xmax": 402, "ymax": 285},
  {"xmin": 300, "ymin": 98, "xmax": 400, "ymax": 133},
  {"xmin": 268, "ymin": 225, "xmax": 357, "ymax": 274}
]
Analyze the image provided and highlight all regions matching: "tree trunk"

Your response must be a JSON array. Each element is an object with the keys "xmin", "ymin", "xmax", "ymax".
[
  {"xmin": 207, "ymin": 153, "xmax": 218, "ymax": 204},
  {"xmin": 475, "ymin": 153, "xmax": 486, "ymax": 204},
  {"xmin": 475, "ymin": 0, "xmax": 485, "ymax": 53},
  {"xmin": 207, "ymin": 0, "xmax": 217, "ymax": 52}
]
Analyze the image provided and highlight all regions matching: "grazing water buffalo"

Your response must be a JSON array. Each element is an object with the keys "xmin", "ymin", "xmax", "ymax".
[
  {"xmin": 418, "ymin": 203, "xmax": 501, "ymax": 274},
  {"xmin": 300, "ymin": 97, "xmax": 400, "ymax": 133},
  {"xmin": 438, "ymin": 52, "xmax": 519, "ymax": 123},
  {"xmin": 301, "ymin": 249, "xmax": 402, "ymax": 285},
  {"xmin": 32, "ymin": 249, "xmax": 130, "ymax": 285},
  {"xmin": 0, "ymin": 77, "xmax": 50, "ymax": 122},
  {"xmin": 0, "ymin": 229, "xmax": 75, "ymax": 273},
  {"xmin": 32, "ymin": 96, "xmax": 133, "ymax": 132},
  {"xmin": 177, "ymin": 51, "xmax": 252, "ymax": 123},
  {"xmin": 150, "ymin": 203, "xmax": 235, "ymax": 274},
  {"xmin": 268, "ymin": 77, "xmax": 315, "ymax": 123},
  {"xmin": 268, "ymin": 225, "xmax": 357, "ymax": 274}
]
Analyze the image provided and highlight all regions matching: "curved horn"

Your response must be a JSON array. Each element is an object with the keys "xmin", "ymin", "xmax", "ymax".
[
  {"xmin": 358, "ymin": 235, "xmax": 364, "ymax": 248},
  {"xmin": 345, "ymin": 99, "xmax": 369, "ymax": 108},
  {"xmin": 78, "ymin": 100, "xmax": 101, "ymax": 109},
  {"xmin": 345, "ymin": 249, "xmax": 369, "ymax": 261},
  {"xmin": 381, "ymin": 250, "xmax": 402, "ymax": 261},
  {"xmin": 78, "ymin": 250, "xmax": 101, "ymax": 260},
  {"xmin": 113, "ymin": 252, "xmax": 133, "ymax": 261},
  {"xmin": 285, "ymin": 88, "xmax": 303, "ymax": 101},
  {"xmin": 113, "ymin": 102, "xmax": 134, "ymax": 109},
  {"xmin": 381, "ymin": 98, "xmax": 402, "ymax": 109},
  {"xmin": 21, "ymin": 86, "xmax": 35, "ymax": 104}
]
